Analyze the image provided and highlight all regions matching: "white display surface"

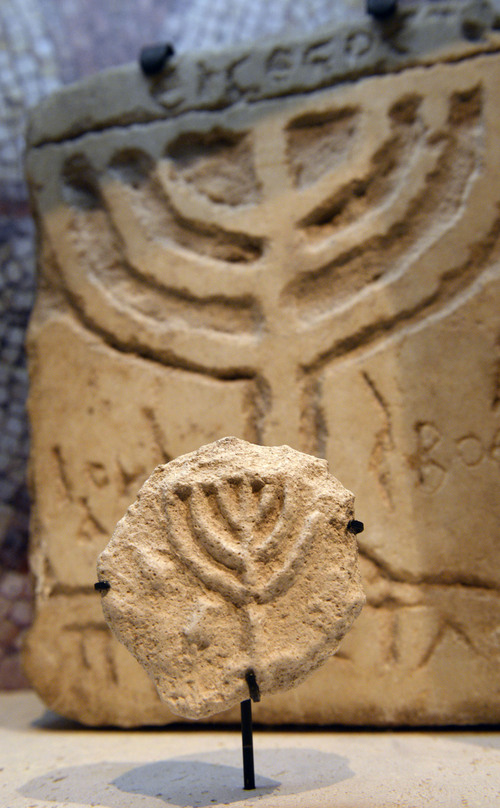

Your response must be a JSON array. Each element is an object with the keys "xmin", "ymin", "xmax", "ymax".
[{"xmin": 1, "ymin": 692, "xmax": 498, "ymax": 808}]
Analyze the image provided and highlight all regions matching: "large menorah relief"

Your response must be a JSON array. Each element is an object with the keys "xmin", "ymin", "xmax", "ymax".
[
  {"xmin": 29, "ymin": 69, "xmax": 490, "ymax": 451},
  {"xmin": 25, "ymin": 12, "xmax": 500, "ymax": 726}
]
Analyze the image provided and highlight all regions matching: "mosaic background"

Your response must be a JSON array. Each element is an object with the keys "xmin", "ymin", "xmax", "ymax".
[{"xmin": 0, "ymin": 0, "xmax": 440, "ymax": 690}]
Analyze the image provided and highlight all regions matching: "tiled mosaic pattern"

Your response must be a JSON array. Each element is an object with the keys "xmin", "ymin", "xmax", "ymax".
[
  {"xmin": 0, "ymin": 0, "xmax": 60, "ymax": 686},
  {"xmin": 0, "ymin": 569, "xmax": 32, "ymax": 688},
  {"xmin": 0, "ymin": 0, "xmax": 433, "ymax": 690}
]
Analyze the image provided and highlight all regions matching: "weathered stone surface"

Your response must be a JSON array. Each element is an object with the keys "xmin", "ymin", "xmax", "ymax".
[
  {"xmin": 96, "ymin": 438, "xmax": 365, "ymax": 719},
  {"xmin": 25, "ymin": 8, "xmax": 500, "ymax": 725}
]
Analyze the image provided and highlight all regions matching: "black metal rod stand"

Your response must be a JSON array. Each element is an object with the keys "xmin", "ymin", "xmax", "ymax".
[{"xmin": 240, "ymin": 698, "xmax": 256, "ymax": 790}]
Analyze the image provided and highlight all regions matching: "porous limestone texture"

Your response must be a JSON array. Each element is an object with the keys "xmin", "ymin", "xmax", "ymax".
[
  {"xmin": 96, "ymin": 438, "xmax": 365, "ymax": 719},
  {"xmin": 25, "ymin": 3, "xmax": 500, "ymax": 725}
]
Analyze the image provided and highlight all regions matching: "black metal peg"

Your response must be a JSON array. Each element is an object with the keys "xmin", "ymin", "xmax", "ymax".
[
  {"xmin": 245, "ymin": 668, "xmax": 261, "ymax": 702},
  {"xmin": 367, "ymin": 0, "xmax": 397, "ymax": 19},
  {"xmin": 94, "ymin": 581, "xmax": 110, "ymax": 591},
  {"xmin": 139, "ymin": 43, "xmax": 175, "ymax": 77},
  {"xmin": 240, "ymin": 699, "xmax": 255, "ymax": 790},
  {"xmin": 347, "ymin": 519, "xmax": 364, "ymax": 535}
]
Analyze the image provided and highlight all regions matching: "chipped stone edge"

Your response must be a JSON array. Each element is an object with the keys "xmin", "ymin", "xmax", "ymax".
[{"xmin": 26, "ymin": 1, "xmax": 500, "ymax": 149}]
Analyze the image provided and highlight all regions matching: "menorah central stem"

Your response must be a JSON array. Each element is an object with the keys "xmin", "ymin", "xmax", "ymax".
[{"xmin": 259, "ymin": 369, "xmax": 305, "ymax": 450}]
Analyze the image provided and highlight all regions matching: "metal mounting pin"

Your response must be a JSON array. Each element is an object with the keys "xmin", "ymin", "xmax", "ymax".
[
  {"xmin": 139, "ymin": 43, "xmax": 175, "ymax": 77},
  {"xmin": 367, "ymin": 0, "xmax": 397, "ymax": 19}
]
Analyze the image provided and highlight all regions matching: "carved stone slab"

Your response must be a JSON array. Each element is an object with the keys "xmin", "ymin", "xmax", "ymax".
[
  {"xmin": 25, "ymin": 6, "xmax": 500, "ymax": 725},
  {"xmin": 96, "ymin": 438, "xmax": 365, "ymax": 719}
]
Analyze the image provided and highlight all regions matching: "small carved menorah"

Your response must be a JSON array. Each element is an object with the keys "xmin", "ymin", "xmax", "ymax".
[
  {"xmin": 96, "ymin": 438, "xmax": 365, "ymax": 788},
  {"xmin": 96, "ymin": 438, "xmax": 365, "ymax": 720},
  {"xmin": 166, "ymin": 473, "xmax": 321, "ymax": 605}
]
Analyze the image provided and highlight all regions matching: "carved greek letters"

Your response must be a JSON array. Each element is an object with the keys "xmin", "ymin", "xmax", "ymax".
[
  {"xmin": 456, "ymin": 435, "xmax": 484, "ymax": 466},
  {"xmin": 415, "ymin": 422, "xmax": 447, "ymax": 493},
  {"xmin": 151, "ymin": 64, "xmax": 186, "ymax": 110},
  {"xmin": 344, "ymin": 29, "xmax": 374, "ymax": 60},
  {"xmin": 491, "ymin": 428, "xmax": 500, "ymax": 466},
  {"xmin": 414, "ymin": 422, "xmax": 500, "ymax": 491},
  {"xmin": 302, "ymin": 36, "xmax": 338, "ymax": 73}
]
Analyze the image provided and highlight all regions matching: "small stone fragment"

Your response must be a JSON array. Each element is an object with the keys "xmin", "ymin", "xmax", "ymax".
[{"xmin": 97, "ymin": 437, "xmax": 365, "ymax": 720}]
